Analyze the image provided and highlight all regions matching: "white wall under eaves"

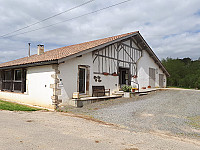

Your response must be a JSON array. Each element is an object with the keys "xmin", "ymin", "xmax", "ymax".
[
  {"xmin": 0, "ymin": 65, "xmax": 55, "ymax": 109},
  {"xmin": 136, "ymin": 50, "xmax": 167, "ymax": 88}
]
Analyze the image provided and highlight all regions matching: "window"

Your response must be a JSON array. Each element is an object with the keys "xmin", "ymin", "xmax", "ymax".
[
  {"xmin": 5, "ymin": 71, "xmax": 11, "ymax": 80},
  {"xmin": 14, "ymin": 70, "xmax": 21, "ymax": 81},
  {"xmin": 1, "ymin": 68, "xmax": 26, "ymax": 93}
]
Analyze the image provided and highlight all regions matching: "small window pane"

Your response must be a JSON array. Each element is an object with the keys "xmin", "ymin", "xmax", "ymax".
[
  {"xmin": 4, "ymin": 82, "xmax": 11, "ymax": 90},
  {"xmin": 15, "ymin": 70, "xmax": 21, "ymax": 81},
  {"xmin": 5, "ymin": 71, "xmax": 11, "ymax": 80},
  {"xmin": 14, "ymin": 82, "xmax": 21, "ymax": 91}
]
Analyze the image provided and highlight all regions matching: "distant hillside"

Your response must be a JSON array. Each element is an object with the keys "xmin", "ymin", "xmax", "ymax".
[{"xmin": 162, "ymin": 57, "xmax": 200, "ymax": 89}]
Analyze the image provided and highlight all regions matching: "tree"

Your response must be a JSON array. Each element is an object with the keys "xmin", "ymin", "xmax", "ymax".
[{"xmin": 162, "ymin": 57, "xmax": 200, "ymax": 89}]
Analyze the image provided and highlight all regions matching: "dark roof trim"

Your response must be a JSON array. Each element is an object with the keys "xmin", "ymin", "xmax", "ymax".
[
  {"xmin": 0, "ymin": 60, "xmax": 58, "ymax": 70},
  {"xmin": 137, "ymin": 33, "xmax": 170, "ymax": 77}
]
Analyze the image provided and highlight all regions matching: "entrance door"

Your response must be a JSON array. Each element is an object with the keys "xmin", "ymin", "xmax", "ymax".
[
  {"xmin": 79, "ymin": 67, "xmax": 86, "ymax": 94},
  {"xmin": 159, "ymin": 74, "xmax": 164, "ymax": 88},
  {"xmin": 119, "ymin": 67, "xmax": 130, "ymax": 87},
  {"xmin": 149, "ymin": 68, "xmax": 156, "ymax": 87}
]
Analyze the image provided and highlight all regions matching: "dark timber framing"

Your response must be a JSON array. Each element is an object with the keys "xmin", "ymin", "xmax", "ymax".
[{"xmin": 93, "ymin": 38, "xmax": 142, "ymax": 77}]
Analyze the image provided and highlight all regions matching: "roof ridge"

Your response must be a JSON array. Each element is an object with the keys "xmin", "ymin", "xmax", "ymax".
[
  {"xmin": 46, "ymin": 31, "xmax": 139, "ymax": 53},
  {"xmin": 0, "ymin": 31, "xmax": 139, "ymax": 68}
]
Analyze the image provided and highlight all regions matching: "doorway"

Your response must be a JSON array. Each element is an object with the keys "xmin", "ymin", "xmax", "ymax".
[
  {"xmin": 159, "ymin": 74, "xmax": 164, "ymax": 88},
  {"xmin": 78, "ymin": 67, "xmax": 86, "ymax": 94},
  {"xmin": 119, "ymin": 67, "xmax": 130, "ymax": 87},
  {"xmin": 149, "ymin": 68, "xmax": 156, "ymax": 87},
  {"xmin": 78, "ymin": 65, "xmax": 90, "ymax": 95}
]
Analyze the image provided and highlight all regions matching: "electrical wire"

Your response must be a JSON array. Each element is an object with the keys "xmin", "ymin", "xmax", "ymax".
[
  {"xmin": 2, "ymin": 0, "xmax": 132, "ymax": 38},
  {"xmin": 0, "ymin": 0, "xmax": 95, "ymax": 38}
]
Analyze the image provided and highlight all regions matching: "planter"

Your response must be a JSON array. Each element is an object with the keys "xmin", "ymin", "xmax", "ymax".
[
  {"xmin": 103, "ymin": 72, "xmax": 109, "ymax": 75},
  {"xmin": 133, "ymin": 75, "xmax": 137, "ymax": 78},
  {"xmin": 124, "ymin": 92, "xmax": 131, "ymax": 98},
  {"xmin": 148, "ymin": 86, "xmax": 151, "ymax": 88},
  {"xmin": 112, "ymin": 73, "xmax": 118, "ymax": 76},
  {"xmin": 132, "ymin": 88, "xmax": 138, "ymax": 92}
]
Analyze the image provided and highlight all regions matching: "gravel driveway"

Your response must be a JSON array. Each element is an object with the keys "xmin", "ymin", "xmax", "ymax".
[{"xmin": 67, "ymin": 89, "xmax": 200, "ymax": 140}]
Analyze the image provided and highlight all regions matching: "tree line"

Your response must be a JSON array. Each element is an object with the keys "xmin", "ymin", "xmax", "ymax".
[{"xmin": 162, "ymin": 57, "xmax": 200, "ymax": 89}]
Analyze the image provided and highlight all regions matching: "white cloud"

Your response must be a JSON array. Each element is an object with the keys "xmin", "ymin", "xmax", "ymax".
[{"xmin": 0, "ymin": 0, "xmax": 200, "ymax": 63}]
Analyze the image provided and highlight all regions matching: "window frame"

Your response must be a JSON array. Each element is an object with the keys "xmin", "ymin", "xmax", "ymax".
[{"xmin": 0, "ymin": 68, "xmax": 26, "ymax": 93}]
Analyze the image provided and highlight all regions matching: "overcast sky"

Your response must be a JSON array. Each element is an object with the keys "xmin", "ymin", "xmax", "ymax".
[{"xmin": 0, "ymin": 0, "xmax": 200, "ymax": 63}]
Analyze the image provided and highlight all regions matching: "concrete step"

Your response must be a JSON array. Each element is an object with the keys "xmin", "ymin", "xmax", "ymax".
[
  {"xmin": 79, "ymin": 95, "xmax": 90, "ymax": 98},
  {"xmin": 139, "ymin": 92, "xmax": 148, "ymax": 96},
  {"xmin": 113, "ymin": 90, "xmax": 124, "ymax": 96},
  {"xmin": 114, "ymin": 90, "xmax": 124, "ymax": 93},
  {"xmin": 112, "ymin": 92, "xmax": 124, "ymax": 96}
]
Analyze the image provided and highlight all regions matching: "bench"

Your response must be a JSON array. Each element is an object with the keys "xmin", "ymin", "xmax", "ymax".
[{"xmin": 92, "ymin": 86, "xmax": 110, "ymax": 97}]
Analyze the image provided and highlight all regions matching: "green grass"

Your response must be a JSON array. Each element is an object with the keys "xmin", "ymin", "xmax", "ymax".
[
  {"xmin": 187, "ymin": 116, "xmax": 200, "ymax": 129},
  {"xmin": 0, "ymin": 100, "xmax": 41, "ymax": 111},
  {"xmin": 167, "ymin": 86, "xmax": 199, "ymax": 90}
]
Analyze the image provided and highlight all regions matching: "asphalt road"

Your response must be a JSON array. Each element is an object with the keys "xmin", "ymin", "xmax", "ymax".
[{"xmin": 0, "ymin": 110, "xmax": 200, "ymax": 150}]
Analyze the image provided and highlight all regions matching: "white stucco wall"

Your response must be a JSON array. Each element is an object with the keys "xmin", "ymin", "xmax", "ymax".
[
  {"xmin": 58, "ymin": 52, "xmax": 119, "ymax": 105},
  {"xmin": 0, "ymin": 65, "xmax": 55, "ymax": 109},
  {"xmin": 58, "ymin": 53, "xmax": 93, "ymax": 105},
  {"xmin": 136, "ymin": 50, "xmax": 167, "ymax": 88},
  {"xmin": 58, "ymin": 40, "xmax": 167, "ymax": 105}
]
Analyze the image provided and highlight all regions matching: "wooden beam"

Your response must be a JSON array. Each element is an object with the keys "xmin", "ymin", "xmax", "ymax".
[
  {"xmin": 120, "ymin": 42, "xmax": 140, "ymax": 51},
  {"xmin": 94, "ymin": 54, "xmax": 136, "ymax": 64}
]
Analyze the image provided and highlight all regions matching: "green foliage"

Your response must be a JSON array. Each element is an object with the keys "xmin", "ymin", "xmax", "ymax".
[
  {"xmin": 122, "ymin": 85, "xmax": 132, "ymax": 92},
  {"xmin": 162, "ymin": 57, "xmax": 200, "ymax": 89},
  {"xmin": 0, "ymin": 100, "xmax": 41, "ymax": 111}
]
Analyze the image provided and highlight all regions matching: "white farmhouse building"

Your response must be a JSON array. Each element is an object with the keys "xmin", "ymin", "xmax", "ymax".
[{"xmin": 0, "ymin": 31, "xmax": 169, "ymax": 109}]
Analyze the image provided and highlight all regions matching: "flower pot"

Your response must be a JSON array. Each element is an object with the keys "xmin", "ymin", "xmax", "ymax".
[
  {"xmin": 133, "ymin": 75, "xmax": 137, "ymax": 78},
  {"xmin": 141, "ymin": 87, "xmax": 146, "ymax": 89},
  {"xmin": 132, "ymin": 89, "xmax": 135, "ymax": 92},
  {"xmin": 103, "ymin": 72, "xmax": 109, "ymax": 75},
  {"xmin": 148, "ymin": 86, "xmax": 151, "ymax": 88},
  {"xmin": 124, "ymin": 92, "xmax": 131, "ymax": 98},
  {"xmin": 112, "ymin": 73, "xmax": 118, "ymax": 76}
]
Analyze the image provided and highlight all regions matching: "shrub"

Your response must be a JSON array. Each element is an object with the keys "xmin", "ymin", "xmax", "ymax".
[{"xmin": 122, "ymin": 85, "xmax": 132, "ymax": 92}]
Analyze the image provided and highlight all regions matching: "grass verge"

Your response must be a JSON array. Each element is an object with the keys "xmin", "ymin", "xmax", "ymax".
[
  {"xmin": 0, "ymin": 100, "xmax": 41, "ymax": 111},
  {"xmin": 187, "ymin": 116, "xmax": 200, "ymax": 129}
]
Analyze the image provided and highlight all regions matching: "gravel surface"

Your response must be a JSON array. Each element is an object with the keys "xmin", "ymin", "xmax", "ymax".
[{"xmin": 66, "ymin": 89, "xmax": 200, "ymax": 140}]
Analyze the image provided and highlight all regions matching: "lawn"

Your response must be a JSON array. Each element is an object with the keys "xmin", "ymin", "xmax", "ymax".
[{"xmin": 0, "ymin": 100, "xmax": 41, "ymax": 111}]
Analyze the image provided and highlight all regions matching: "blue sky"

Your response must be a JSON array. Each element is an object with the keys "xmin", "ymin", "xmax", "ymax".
[{"xmin": 0, "ymin": 0, "xmax": 200, "ymax": 63}]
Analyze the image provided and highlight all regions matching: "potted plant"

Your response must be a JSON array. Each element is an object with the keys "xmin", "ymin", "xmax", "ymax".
[
  {"xmin": 122, "ymin": 85, "xmax": 132, "ymax": 98},
  {"xmin": 132, "ymin": 85, "xmax": 137, "ymax": 92}
]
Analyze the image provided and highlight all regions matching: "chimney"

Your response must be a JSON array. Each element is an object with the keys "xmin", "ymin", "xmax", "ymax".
[
  {"xmin": 28, "ymin": 43, "xmax": 31, "ymax": 57},
  {"xmin": 37, "ymin": 44, "xmax": 44, "ymax": 55}
]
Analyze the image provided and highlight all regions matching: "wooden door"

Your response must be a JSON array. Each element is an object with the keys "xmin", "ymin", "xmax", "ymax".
[
  {"xmin": 159, "ymin": 74, "xmax": 164, "ymax": 88},
  {"xmin": 149, "ymin": 68, "xmax": 156, "ymax": 87},
  {"xmin": 78, "ymin": 67, "xmax": 86, "ymax": 94}
]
